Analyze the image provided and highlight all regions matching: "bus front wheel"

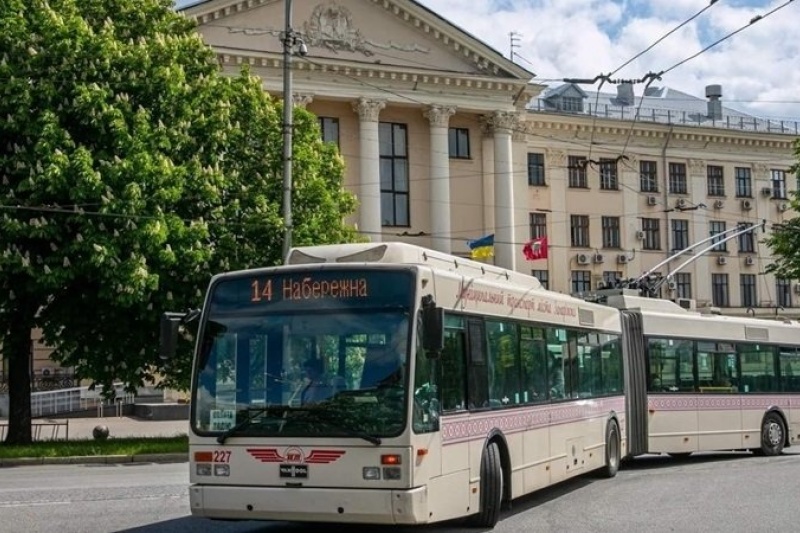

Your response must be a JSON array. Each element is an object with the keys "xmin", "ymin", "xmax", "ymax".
[
  {"xmin": 759, "ymin": 412, "xmax": 785, "ymax": 456},
  {"xmin": 600, "ymin": 420, "xmax": 620, "ymax": 478},
  {"xmin": 469, "ymin": 442, "xmax": 503, "ymax": 528}
]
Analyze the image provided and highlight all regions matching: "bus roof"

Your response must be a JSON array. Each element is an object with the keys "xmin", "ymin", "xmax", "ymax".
[
  {"xmin": 287, "ymin": 243, "xmax": 620, "ymax": 332},
  {"xmin": 605, "ymin": 291, "xmax": 800, "ymax": 345},
  {"xmin": 288, "ymin": 242, "xmax": 543, "ymax": 291}
]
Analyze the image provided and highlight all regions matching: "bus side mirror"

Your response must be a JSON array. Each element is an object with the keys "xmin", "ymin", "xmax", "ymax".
[
  {"xmin": 160, "ymin": 313, "xmax": 182, "ymax": 361},
  {"xmin": 422, "ymin": 304, "xmax": 444, "ymax": 358}
]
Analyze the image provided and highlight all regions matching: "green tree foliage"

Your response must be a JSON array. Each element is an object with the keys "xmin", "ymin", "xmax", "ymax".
[
  {"xmin": 0, "ymin": 0, "xmax": 358, "ymax": 443},
  {"xmin": 765, "ymin": 139, "xmax": 800, "ymax": 280}
]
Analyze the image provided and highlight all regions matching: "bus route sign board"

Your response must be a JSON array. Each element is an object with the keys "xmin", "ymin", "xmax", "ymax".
[{"xmin": 209, "ymin": 269, "xmax": 414, "ymax": 313}]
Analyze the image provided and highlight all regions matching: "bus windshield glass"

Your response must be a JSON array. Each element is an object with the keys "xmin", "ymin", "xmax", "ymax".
[{"xmin": 192, "ymin": 269, "xmax": 414, "ymax": 440}]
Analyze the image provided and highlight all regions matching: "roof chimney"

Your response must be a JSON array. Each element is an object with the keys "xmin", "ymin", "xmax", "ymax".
[
  {"xmin": 617, "ymin": 82, "xmax": 634, "ymax": 106},
  {"xmin": 706, "ymin": 84, "xmax": 722, "ymax": 121}
]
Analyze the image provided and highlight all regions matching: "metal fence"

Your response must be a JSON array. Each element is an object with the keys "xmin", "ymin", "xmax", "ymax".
[{"xmin": 0, "ymin": 419, "xmax": 69, "ymax": 441}]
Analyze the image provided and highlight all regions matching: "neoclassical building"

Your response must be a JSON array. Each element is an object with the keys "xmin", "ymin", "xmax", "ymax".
[{"xmin": 184, "ymin": 0, "xmax": 799, "ymax": 318}]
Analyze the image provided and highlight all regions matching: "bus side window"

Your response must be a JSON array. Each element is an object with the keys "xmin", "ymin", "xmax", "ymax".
[
  {"xmin": 440, "ymin": 328, "xmax": 467, "ymax": 411},
  {"xmin": 520, "ymin": 327, "xmax": 547, "ymax": 404}
]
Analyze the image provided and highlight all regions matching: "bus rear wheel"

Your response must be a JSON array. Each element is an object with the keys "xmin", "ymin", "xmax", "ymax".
[
  {"xmin": 600, "ymin": 420, "xmax": 620, "ymax": 478},
  {"xmin": 759, "ymin": 412, "xmax": 785, "ymax": 456},
  {"xmin": 469, "ymin": 442, "xmax": 503, "ymax": 528}
]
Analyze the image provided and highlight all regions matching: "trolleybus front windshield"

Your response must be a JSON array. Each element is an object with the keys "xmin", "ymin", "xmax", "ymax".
[{"xmin": 192, "ymin": 269, "xmax": 414, "ymax": 440}]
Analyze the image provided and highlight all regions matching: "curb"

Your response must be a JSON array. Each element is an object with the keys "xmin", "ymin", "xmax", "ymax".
[{"xmin": 0, "ymin": 453, "xmax": 188, "ymax": 468}]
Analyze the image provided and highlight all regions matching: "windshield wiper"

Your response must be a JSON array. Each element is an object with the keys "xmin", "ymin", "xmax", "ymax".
[
  {"xmin": 216, "ymin": 407, "xmax": 280, "ymax": 444},
  {"xmin": 287, "ymin": 406, "xmax": 382, "ymax": 446}
]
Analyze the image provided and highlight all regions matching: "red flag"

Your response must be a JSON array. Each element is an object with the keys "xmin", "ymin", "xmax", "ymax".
[{"xmin": 523, "ymin": 237, "xmax": 548, "ymax": 261}]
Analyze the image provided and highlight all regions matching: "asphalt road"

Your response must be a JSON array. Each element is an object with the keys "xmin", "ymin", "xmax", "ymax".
[{"xmin": 1, "ymin": 450, "xmax": 799, "ymax": 533}]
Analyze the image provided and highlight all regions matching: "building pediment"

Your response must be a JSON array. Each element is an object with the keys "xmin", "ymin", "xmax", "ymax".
[{"xmin": 182, "ymin": 0, "xmax": 532, "ymax": 82}]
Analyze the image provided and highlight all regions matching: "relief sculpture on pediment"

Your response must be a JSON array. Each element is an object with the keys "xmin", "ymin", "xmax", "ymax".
[{"xmin": 303, "ymin": 2, "xmax": 430, "ymax": 57}]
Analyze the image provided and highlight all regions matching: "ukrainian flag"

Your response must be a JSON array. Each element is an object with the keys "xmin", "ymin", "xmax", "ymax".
[{"xmin": 467, "ymin": 234, "xmax": 494, "ymax": 259}]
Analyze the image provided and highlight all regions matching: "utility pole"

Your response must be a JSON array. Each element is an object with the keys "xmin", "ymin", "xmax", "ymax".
[{"xmin": 281, "ymin": 0, "xmax": 294, "ymax": 263}]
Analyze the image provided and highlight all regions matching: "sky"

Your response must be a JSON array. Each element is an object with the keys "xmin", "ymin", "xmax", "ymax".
[{"xmin": 176, "ymin": 0, "xmax": 800, "ymax": 120}]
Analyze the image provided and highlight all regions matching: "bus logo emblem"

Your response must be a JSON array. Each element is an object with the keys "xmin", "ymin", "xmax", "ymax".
[{"xmin": 247, "ymin": 448, "xmax": 346, "ymax": 464}]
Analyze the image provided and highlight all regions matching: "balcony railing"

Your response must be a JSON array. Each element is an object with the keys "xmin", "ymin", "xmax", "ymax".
[{"xmin": 529, "ymin": 100, "xmax": 800, "ymax": 135}]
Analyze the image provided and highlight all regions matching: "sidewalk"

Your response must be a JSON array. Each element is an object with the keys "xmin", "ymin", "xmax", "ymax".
[{"xmin": 63, "ymin": 416, "xmax": 189, "ymax": 440}]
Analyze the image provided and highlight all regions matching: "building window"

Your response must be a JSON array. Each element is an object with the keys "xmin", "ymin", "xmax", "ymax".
[
  {"xmin": 532, "ymin": 269, "xmax": 549, "ymax": 290},
  {"xmin": 740, "ymin": 274, "xmax": 757, "ymax": 308},
  {"xmin": 735, "ymin": 167, "xmax": 752, "ymax": 197},
  {"xmin": 568, "ymin": 156, "xmax": 588, "ymax": 188},
  {"xmin": 671, "ymin": 219, "xmax": 689, "ymax": 251},
  {"xmin": 379, "ymin": 122, "xmax": 409, "ymax": 227},
  {"xmin": 561, "ymin": 96, "xmax": 583, "ymax": 113},
  {"xmin": 528, "ymin": 153, "xmax": 545, "ymax": 186},
  {"xmin": 669, "ymin": 162, "xmax": 687, "ymax": 194},
  {"xmin": 570, "ymin": 215, "xmax": 590, "ymax": 247},
  {"xmin": 642, "ymin": 218, "xmax": 661, "ymax": 250},
  {"xmin": 709, "ymin": 221, "xmax": 727, "ymax": 252},
  {"xmin": 319, "ymin": 117, "xmax": 340, "ymax": 147},
  {"xmin": 738, "ymin": 223, "xmax": 755, "ymax": 253},
  {"xmin": 601, "ymin": 216, "xmax": 620, "ymax": 248},
  {"xmin": 529, "ymin": 212, "xmax": 547, "ymax": 239},
  {"xmin": 640, "ymin": 160, "xmax": 658, "ymax": 193},
  {"xmin": 776, "ymin": 278, "xmax": 793, "ymax": 308},
  {"xmin": 571, "ymin": 270, "xmax": 591, "ymax": 294},
  {"xmin": 707, "ymin": 165, "xmax": 725, "ymax": 196},
  {"xmin": 675, "ymin": 273, "xmax": 692, "ymax": 299},
  {"xmin": 772, "ymin": 169, "xmax": 787, "ymax": 199},
  {"xmin": 599, "ymin": 158, "xmax": 618, "ymax": 190},
  {"xmin": 712, "ymin": 274, "xmax": 730, "ymax": 307},
  {"xmin": 602, "ymin": 271, "xmax": 622, "ymax": 288},
  {"xmin": 448, "ymin": 127, "xmax": 470, "ymax": 159}
]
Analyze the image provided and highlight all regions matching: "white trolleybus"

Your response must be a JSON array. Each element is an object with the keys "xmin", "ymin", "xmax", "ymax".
[
  {"xmin": 604, "ymin": 290, "xmax": 800, "ymax": 458},
  {"xmin": 161, "ymin": 242, "xmax": 628, "ymax": 527}
]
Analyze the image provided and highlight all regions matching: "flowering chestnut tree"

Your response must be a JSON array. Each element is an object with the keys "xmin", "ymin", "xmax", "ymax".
[{"xmin": 0, "ymin": 0, "xmax": 358, "ymax": 443}]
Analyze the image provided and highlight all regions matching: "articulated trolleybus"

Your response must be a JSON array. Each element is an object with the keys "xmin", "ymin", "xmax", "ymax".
[
  {"xmin": 604, "ymin": 291, "xmax": 800, "ymax": 458},
  {"xmin": 162, "ymin": 242, "xmax": 627, "ymax": 527}
]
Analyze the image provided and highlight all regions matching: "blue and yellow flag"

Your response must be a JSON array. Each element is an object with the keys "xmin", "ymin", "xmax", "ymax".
[{"xmin": 467, "ymin": 234, "xmax": 494, "ymax": 259}]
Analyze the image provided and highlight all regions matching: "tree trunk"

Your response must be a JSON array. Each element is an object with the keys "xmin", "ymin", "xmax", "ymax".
[{"xmin": 4, "ymin": 295, "xmax": 36, "ymax": 445}]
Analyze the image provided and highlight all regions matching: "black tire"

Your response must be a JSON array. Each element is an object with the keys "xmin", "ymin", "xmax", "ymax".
[
  {"xmin": 760, "ymin": 412, "xmax": 785, "ymax": 456},
  {"xmin": 469, "ymin": 442, "xmax": 503, "ymax": 528},
  {"xmin": 600, "ymin": 420, "xmax": 621, "ymax": 478}
]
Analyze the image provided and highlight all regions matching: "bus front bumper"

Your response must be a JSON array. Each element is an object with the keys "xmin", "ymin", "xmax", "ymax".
[{"xmin": 190, "ymin": 484, "xmax": 429, "ymax": 524}]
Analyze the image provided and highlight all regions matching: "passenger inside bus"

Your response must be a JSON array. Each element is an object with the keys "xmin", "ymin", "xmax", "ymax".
[
  {"xmin": 361, "ymin": 345, "xmax": 403, "ymax": 389},
  {"xmin": 549, "ymin": 353, "xmax": 565, "ymax": 399}
]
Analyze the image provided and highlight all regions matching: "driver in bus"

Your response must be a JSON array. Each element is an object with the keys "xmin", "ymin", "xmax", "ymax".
[{"xmin": 300, "ymin": 358, "xmax": 333, "ymax": 405}]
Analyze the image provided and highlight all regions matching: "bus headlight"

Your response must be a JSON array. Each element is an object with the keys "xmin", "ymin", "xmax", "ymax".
[
  {"xmin": 214, "ymin": 464, "xmax": 230, "ymax": 477},
  {"xmin": 362, "ymin": 466, "xmax": 381, "ymax": 480},
  {"xmin": 382, "ymin": 467, "xmax": 402, "ymax": 480},
  {"xmin": 196, "ymin": 463, "xmax": 212, "ymax": 476}
]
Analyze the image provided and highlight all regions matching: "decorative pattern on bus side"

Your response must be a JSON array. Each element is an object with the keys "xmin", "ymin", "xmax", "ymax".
[
  {"xmin": 440, "ymin": 397, "xmax": 625, "ymax": 444},
  {"xmin": 648, "ymin": 395, "xmax": 795, "ymax": 411}
]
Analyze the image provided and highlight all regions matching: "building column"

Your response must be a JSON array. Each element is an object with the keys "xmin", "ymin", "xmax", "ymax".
[
  {"xmin": 423, "ymin": 105, "xmax": 456, "ymax": 254},
  {"xmin": 352, "ymin": 98, "xmax": 386, "ymax": 241},
  {"xmin": 486, "ymin": 112, "xmax": 518, "ymax": 270},
  {"xmin": 688, "ymin": 158, "xmax": 710, "ymax": 304}
]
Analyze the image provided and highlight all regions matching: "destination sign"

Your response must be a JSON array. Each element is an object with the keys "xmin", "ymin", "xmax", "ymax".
[{"xmin": 209, "ymin": 269, "xmax": 414, "ymax": 313}]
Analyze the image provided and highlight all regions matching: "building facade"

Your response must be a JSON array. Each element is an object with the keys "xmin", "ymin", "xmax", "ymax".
[{"xmin": 184, "ymin": 0, "xmax": 799, "ymax": 318}]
